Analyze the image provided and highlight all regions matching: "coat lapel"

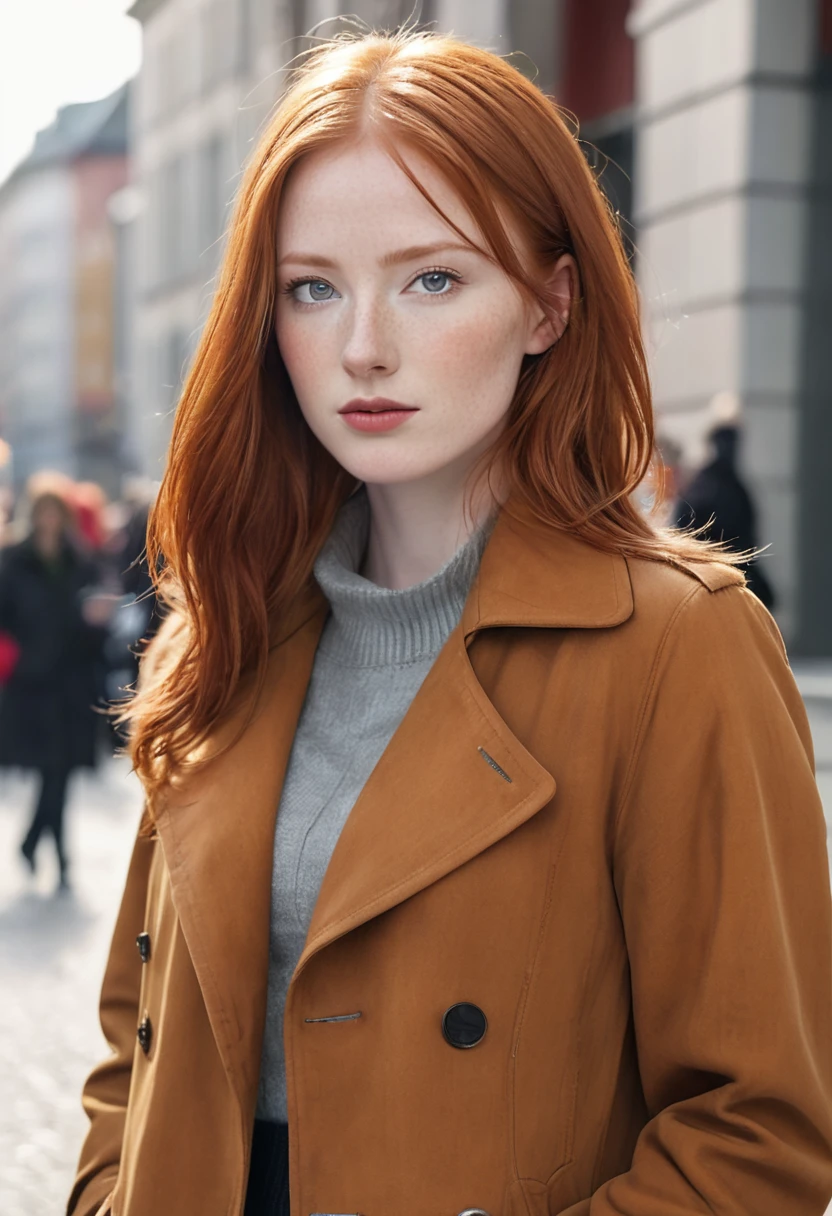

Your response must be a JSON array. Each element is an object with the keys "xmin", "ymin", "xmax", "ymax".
[
  {"xmin": 462, "ymin": 499, "xmax": 635, "ymax": 636},
  {"xmin": 298, "ymin": 624, "xmax": 556, "ymax": 970}
]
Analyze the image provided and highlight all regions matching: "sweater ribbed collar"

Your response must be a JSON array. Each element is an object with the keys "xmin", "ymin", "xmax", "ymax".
[{"xmin": 313, "ymin": 487, "xmax": 495, "ymax": 668}]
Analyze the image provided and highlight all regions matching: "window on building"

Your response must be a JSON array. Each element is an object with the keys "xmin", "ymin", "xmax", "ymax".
[
  {"xmin": 158, "ymin": 36, "xmax": 176, "ymax": 118},
  {"xmin": 200, "ymin": 0, "xmax": 234, "ymax": 93},
  {"xmin": 180, "ymin": 27, "xmax": 199, "ymax": 105},
  {"xmin": 199, "ymin": 3, "xmax": 218, "ymax": 94},
  {"xmin": 159, "ymin": 156, "xmax": 186, "ymax": 282},
  {"xmin": 199, "ymin": 133, "xmax": 230, "ymax": 257},
  {"xmin": 143, "ymin": 169, "xmax": 162, "ymax": 291},
  {"xmin": 218, "ymin": 0, "xmax": 238, "ymax": 82},
  {"xmin": 142, "ymin": 338, "xmax": 160, "ymax": 411},
  {"xmin": 237, "ymin": 0, "xmax": 253, "ymax": 76},
  {"xmin": 141, "ymin": 44, "xmax": 160, "ymax": 128},
  {"xmin": 163, "ymin": 327, "xmax": 192, "ymax": 410}
]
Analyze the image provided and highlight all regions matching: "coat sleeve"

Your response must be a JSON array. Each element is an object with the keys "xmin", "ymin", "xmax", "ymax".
[
  {"xmin": 559, "ymin": 583, "xmax": 832, "ymax": 1215},
  {"xmin": 66, "ymin": 610, "xmax": 185, "ymax": 1214},
  {"xmin": 66, "ymin": 822, "xmax": 155, "ymax": 1216}
]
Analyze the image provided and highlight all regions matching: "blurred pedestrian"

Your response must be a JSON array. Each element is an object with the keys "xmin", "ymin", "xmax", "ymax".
[
  {"xmin": 0, "ymin": 488, "xmax": 117, "ymax": 889},
  {"xmin": 675, "ymin": 395, "xmax": 776, "ymax": 611},
  {"xmin": 71, "ymin": 481, "xmax": 108, "ymax": 556},
  {"xmin": 2, "ymin": 469, "xmax": 76, "ymax": 547}
]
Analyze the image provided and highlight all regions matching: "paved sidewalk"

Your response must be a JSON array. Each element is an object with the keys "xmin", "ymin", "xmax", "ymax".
[
  {"xmin": 0, "ymin": 758, "xmax": 143, "ymax": 1216},
  {"xmin": 1, "ymin": 671, "xmax": 831, "ymax": 1216}
]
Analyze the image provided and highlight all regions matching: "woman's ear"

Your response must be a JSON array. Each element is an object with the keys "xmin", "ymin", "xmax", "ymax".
[{"xmin": 525, "ymin": 253, "xmax": 577, "ymax": 355}]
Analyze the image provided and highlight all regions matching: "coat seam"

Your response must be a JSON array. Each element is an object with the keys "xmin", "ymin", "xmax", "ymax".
[{"xmin": 612, "ymin": 583, "xmax": 706, "ymax": 836}]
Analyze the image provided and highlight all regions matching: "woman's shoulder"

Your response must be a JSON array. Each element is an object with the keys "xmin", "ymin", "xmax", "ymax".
[
  {"xmin": 625, "ymin": 549, "xmax": 748, "ymax": 623},
  {"xmin": 627, "ymin": 547, "xmax": 745, "ymax": 600},
  {"xmin": 622, "ymin": 551, "xmax": 787, "ymax": 681}
]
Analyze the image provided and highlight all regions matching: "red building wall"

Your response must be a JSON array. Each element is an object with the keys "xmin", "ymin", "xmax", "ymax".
[
  {"xmin": 559, "ymin": 0, "xmax": 635, "ymax": 123},
  {"xmin": 822, "ymin": 0, "xmax": 832, "ymax": 57}
]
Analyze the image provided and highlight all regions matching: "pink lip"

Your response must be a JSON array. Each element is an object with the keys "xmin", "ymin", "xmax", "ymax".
[{"xmin": 338, "ymin": 397, "xmax": 419, "ymax": 434}]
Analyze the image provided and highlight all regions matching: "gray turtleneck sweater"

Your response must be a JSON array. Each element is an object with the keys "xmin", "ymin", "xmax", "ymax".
[{"xmin": 255, "ymin": 488, "xmax": 494, "ymax": 1123}]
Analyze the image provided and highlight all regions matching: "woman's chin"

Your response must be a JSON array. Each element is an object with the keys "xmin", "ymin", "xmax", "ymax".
[{"xmin": 333, "ymin": 452, "xmax": 448, "ymax": 488}]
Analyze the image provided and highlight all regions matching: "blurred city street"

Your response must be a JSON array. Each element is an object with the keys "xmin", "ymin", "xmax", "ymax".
[{"xmin": 0, "ymin": 669, "xmax": 830, "ymax": 1215}]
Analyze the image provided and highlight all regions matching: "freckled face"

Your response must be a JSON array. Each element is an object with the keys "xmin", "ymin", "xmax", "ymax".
[{"xmin": 275, "ymin": 137, "xmax": 550, "ymax": 487}]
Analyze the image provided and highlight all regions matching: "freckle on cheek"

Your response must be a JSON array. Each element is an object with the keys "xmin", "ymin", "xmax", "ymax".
[{"xmin": 435, "ymin": 316, "xmax": 511, "ymax": 373}]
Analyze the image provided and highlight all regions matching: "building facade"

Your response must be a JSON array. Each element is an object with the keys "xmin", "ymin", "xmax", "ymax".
[
  {"xmin": 0, "ymin": 87, "xmax": 129, "ymax": 495},
  {"xmin": 125, "ymin": 0, "xmax": 293, "ymax": 479},
  {"xmin": 126, "ymin": 0, "xmax": 832, "ymax": 652},
  {"xmin": 630, "ymin": 0, "xmax": 832, "ymax": 650}
]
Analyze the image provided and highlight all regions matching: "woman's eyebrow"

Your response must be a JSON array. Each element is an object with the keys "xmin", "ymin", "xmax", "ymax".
[{"xmin": 278, "ymin": 241, "xmax": 478, "ymax": 269}]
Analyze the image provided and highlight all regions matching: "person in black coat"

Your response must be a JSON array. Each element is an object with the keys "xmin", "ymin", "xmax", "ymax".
[
  {"xmin": 0, "ymin": 491, "xmax": 113, "ymax": 888},
  {"xmin": 675, "ymin": 424, "xmax": 776, "ymax": 611}
]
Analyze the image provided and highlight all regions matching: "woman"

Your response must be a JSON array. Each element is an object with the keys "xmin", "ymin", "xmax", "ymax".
[
  {"xmin": 0, "ymin": 490, "xmax": 111, "ymax": 888},
  {"xmin": 68, "ymin": 30, "xmax": 832, "ymax": 1216}
]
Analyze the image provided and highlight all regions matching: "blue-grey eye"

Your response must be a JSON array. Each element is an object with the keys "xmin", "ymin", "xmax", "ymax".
[
  {"xmin": 297, "ymin": 280, "xmax": 336, "ymax": 302},
  {"xmin": 419, "ymin": 271, "xmax": 451, "ymax": 293}
]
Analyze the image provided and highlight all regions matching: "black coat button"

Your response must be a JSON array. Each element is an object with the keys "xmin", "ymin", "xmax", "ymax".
[
  {"xmin": 137, "ymin": 1015, "xmax": 153, "ymax": 1055},
  {"xmin": 442, "ymin": 1002, "xmax": 488, "ymax": 1049},
  {"xmin": 136, "ymin": 932, "xmax": 151, "ymax": 963}
]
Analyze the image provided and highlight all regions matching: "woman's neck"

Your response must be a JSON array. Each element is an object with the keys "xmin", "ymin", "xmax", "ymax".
[{"xmin": 361, "ymin": 465, "xmax": 505, "ymax": 590}]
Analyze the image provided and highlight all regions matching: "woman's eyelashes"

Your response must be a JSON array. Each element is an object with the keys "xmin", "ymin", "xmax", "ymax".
[
  {"xmin": 282, "ymin": 267, "xmax": 464, "ymax": 307},
  {"xmin": 407, "ymin": 268, "xmax": 463, "ymax": 296},
  {"xmin": 285, "ymin": 278, "xmax": 339, "ymax": 304}
]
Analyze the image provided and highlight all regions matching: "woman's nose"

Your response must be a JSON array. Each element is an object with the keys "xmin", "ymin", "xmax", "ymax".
[{"xmin": 341, "ymin": 298, "xmax": 398, "ymax": 379}]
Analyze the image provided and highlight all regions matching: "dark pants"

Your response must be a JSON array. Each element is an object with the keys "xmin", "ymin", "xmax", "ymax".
[
  {"xmin": 22, "ymin": 766, "xmax": 71, "ymax": 876},
  {"xmin": 244, "ymin": 1119, "xmax": 290, "ymax": 1216}
]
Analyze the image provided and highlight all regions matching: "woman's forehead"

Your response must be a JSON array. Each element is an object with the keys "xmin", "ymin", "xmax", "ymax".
[
  {"xmin": 277, "ymin": 136, "xmax": 526, "ymax": 269},
  {"xmin": 278, "ymin": 138, "xmax": 481, "ymax": 248}
]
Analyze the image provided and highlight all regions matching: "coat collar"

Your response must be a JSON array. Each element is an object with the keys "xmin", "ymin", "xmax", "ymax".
[
  {"xmin": 153, "ymin": 505, "xmax": 633, "ymax": 1122},
  {"xmin": 268, "ymin": 494, "xmax": 636, "ymax": 641},
  {"xmin": 462, "ymin": 497, "xmax": 634, "ymax": 637}
]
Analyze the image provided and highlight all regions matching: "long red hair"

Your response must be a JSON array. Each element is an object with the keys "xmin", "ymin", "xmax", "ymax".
[{"xmin": 126, "ymin": 28, "xmax": 729, "ymax": 804}]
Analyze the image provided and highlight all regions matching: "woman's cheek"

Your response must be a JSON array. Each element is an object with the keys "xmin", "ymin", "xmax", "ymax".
[
  {"xmin": 427, "ymin": 304, "xmax": 523, "ymax": 395},
  {"xmin": 277, "ymin": 319, "xmax": 324, "ymax": 400},
  {"xmin": 423, "ymin": 311, "xmax": 490, "ymax": 381}
]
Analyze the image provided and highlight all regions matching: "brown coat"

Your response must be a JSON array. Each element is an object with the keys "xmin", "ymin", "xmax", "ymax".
[{"xmin": 68, "ymin": 506, "xmax": 832, "ymax": 1216}]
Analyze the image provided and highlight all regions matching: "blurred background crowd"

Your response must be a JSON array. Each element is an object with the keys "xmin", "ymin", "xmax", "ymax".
[
  {"xmin": 0, "ymin": 469, "xmax": 157, "ymax": 889},
  {"xmin": 0, "ymin": 1, "xmax": 831, "ymax": 1212}
]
